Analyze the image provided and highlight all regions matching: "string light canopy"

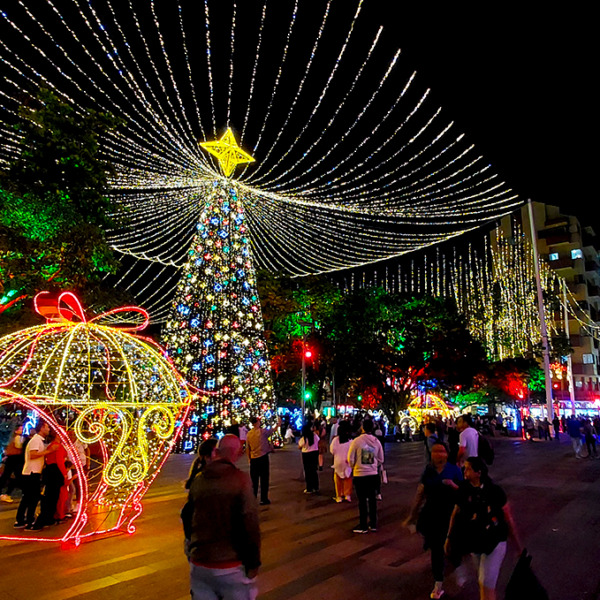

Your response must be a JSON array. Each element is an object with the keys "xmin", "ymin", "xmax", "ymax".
[
  {"xmin": 0, "ymin": 0, "xmax": 523, "ymax": 322},
  {"xmin": 0, "ymin": 292, "xmax": 194, "ymax": 544}
]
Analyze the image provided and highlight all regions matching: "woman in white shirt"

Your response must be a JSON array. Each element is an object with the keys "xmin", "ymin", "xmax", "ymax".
[
  {"xmin": 298, "ymin": 424, "xmax": 319, "ymax": 493},
  {"xmin": 330, "ymin": 420, "xmax": 353, "ymax": 502}
]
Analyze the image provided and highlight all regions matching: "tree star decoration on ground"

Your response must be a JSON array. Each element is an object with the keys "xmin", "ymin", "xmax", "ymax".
[
  {"xmin": 0, "ymin": 1, "xmax": 522, "ymax": 322},
  {"xmin": 200, "ymin": 128, "xmax": 256, "ymax": 178}
]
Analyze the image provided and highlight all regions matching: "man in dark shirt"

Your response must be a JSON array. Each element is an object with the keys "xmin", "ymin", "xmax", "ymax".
[
  {"xmin": 188, "ymin": 434, "xmax": 261, "ymax": 599},
  {"xmin": 567, "ymin": 416, "xmax": 583, "ymax": 458}
]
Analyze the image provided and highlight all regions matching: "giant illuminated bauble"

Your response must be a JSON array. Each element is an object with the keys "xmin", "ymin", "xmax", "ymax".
[{"xmin": 0, "ymin": 292, "xmax": 193, "ymax": 544}]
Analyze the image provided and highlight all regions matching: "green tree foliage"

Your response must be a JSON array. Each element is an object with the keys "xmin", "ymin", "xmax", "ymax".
[
  {"xmin": 323, "ymin": 291, "xmax": 487, "ymax": 425},
  {"xmin": 258, "ymin": 273, "xmax": 487, "ymax": 423},
  {"xmin": 0, "ymin": 85, "xmax": 127, "ymax": 327}
]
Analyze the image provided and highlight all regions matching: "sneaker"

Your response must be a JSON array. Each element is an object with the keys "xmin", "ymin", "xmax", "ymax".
[
  {"xmin": 430, "ymin": 582, "xmax": 444, "ymax": 599},
  {"xmin": 368, "ymin": 525, "xmax": 377, "ymax": 532},
  {"xmin": 13, "ymin": 522, "xmax": 26, "ymax": 529},
  {"xmin": 259, "ymin": 499, "xmax": 271, "ymax": 505},
  {"xmin": 344, "ymin": 495, "xmax": 352, "ymax": 502},
  {"xmin": 1, "ymin": 494, "xmax": 14, "ymax": 503},
  {"xmin": 352, "ymin": 526, "xmax": 369, "ymax": 534},
  {"xmin": 24, "ymin": 524, "xmax": 35, "ymax": 530},
  {"xmin": 333, "ymin": 497, "xmax": 343, "ymax": 503},
  {"xmin": 31, "ymin": 522, "xmax": 44, "ymax": 531}
]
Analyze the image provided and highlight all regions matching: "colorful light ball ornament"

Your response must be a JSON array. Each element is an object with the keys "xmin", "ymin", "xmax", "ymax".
[{"xmin": 0, "ymin": 291, "xmax": 194, "ymax": 544}]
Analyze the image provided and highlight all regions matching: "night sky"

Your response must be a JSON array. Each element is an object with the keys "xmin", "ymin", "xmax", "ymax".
[{"xmin": 360, "ymin": 3, "xmax": 595, "ymax": 226}]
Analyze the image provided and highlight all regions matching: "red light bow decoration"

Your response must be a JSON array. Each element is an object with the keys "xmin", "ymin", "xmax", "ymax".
[{"xmin": 34, "ymin": 291, "xmax": 150, "ymax": 331}]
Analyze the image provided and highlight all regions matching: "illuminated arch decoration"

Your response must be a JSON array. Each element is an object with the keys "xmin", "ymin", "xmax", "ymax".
[
  {"xmin": 0, "ymin": 292, "xmax": 193, "ymax": 544},
  {"xmin": 400, "ymin": 392, "xmax": 457, "ymax": 435}
]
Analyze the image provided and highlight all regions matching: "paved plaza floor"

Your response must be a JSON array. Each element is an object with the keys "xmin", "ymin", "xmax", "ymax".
[{"xmin": 1, "ymin": 433, "xmax": 599, "ymax": 600}]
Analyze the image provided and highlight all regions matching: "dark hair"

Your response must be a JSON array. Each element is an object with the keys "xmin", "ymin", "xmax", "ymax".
[
  {"xmin": 458, "ymin": 413, "xmax": 473, "ymax": 427},
  {"xmin": 185, "ymin": 437, "xmax": 218, "ymax": 489},
  {"xmin": 362, "ymin": 419, "xmax": 374, "ymax": 434},
  {"xmin": 425, "ymin": 423, "xmax": 436, "ymax": 434},
  {"xmin": 35, "ymin": 421, "xmax": 47, "ymax": 433},
  {"xmin": 466, "ymin": 456, "xmax": 489, "ymax": 480},
  {"xmin": 249, "ymin": 416, "xmax": 259, "ymax": 426},
  {"xmin": 337, "ymin": 420, "xmax": 352, "ymax": 444},
  {"xmin": 199, "ymin": 437, "xmax": 218, "ymax": 459},
  {"xmin": 301, "ymin": 424, "xmax": 314, "ymax": 446}
]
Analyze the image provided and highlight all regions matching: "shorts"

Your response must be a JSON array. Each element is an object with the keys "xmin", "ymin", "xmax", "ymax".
[{"xmin": 473, "ymin": 540, "xmax": 507, "ymax": 589}]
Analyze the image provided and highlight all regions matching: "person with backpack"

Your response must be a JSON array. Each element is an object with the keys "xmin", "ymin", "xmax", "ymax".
[{"xmin": 445, "ymin": 457, "xmax": 522, "ymax": 600}]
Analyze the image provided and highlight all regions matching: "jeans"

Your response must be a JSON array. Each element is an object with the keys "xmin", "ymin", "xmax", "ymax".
[
  {"xmin": 190, "ymin": 563, "xmax": 257, "ymax": 600},
  {"xmin": 571, "ymin": 436, "xmax": 583, "ymax": 457},
  {"xmin": 353, "ymin": 474, "xmax": 379, "ymax": 528},
  {"xmin": 249, "ymin": 454, "xmax": 270, "ymax": 502},
  {"xmin": 301, "ymin": 451, "xmax": 319, "ymax": 492},
  {"xmin": 16, "ymin": 473, "xmax": 42, "ymax": 525}
]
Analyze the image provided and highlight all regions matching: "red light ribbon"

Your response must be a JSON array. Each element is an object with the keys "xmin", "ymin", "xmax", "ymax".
[{"xmin": 33, "ymin": 291, "xmax": 150, "ymax": 331}]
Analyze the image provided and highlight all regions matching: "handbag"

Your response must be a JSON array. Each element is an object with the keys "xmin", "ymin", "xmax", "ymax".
[{"xmin": 505, "ymin": 549, "xmax": 549, "ymax": 600}]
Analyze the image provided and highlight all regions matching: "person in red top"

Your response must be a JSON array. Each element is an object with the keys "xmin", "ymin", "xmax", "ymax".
[{"xmin": 32, "ymin": 431, "xmax": 67, "ymax": 530}]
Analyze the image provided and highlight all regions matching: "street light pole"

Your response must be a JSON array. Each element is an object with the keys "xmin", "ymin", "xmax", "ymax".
[
  {"xmin": 302, "ymin": 331, "xmax": 306, "ymax": 418},
  {"xmin": 299, "ymin": 319, "xmax": 312, "ymax": 421}
]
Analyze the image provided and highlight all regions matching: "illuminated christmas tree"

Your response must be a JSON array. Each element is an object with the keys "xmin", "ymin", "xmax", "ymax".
[{"xmin": 164, "ymin": 130, "xmax": 274, "ymax": 451}]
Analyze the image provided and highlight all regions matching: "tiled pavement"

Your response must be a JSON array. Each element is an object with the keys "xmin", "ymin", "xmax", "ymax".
[{"xmin": 1, "ymin": 434, "xmax": 599, "ymax": 600}]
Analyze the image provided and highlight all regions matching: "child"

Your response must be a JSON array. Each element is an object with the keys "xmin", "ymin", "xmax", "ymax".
[{"xmin": 56, "ymin": 460, "xmax": 78, "ymax": 522}]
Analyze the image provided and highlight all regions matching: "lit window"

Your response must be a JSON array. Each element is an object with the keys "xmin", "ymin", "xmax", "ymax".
[
  {"xmin": 583, "ymin": 353, "xmax": 595, "ymax": 364},
  {"xmin": 571, "ymin": 249, "xmax": 583, "ymax": 259},
  {"xmin": 549, "ymin": 253, "xmax": 559, "ymax": 261}
]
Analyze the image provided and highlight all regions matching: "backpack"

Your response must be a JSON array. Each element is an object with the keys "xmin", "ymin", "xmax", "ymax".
[{"xmin": 478, "ymin": 434, "xmax": 494, "ymax": 465}]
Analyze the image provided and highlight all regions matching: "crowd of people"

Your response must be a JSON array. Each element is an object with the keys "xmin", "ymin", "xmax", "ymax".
[
  {"xmin": 181, "ymin": 410, "xmax": 531, "ymax": 600},
  {"xmin": 4, "ymin": 407, "xmax": 593, "ymax": 598}
]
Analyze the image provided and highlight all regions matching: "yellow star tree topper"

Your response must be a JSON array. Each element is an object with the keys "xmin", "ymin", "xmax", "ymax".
[{"xmin": 200, "ymin": 128, "xmax": 255, "ymax": 177}]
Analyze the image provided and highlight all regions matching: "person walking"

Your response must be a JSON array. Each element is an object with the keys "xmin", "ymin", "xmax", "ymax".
[
  {"xmin": 552, "ymin": 414, "xmax": 561, "ymax": 441},
  {"xmin": 404, "ymin": 442, "xmax": 463, "ymax": 599},
  {"xmin": 0, "ymin": 424, "xmax": 25, "ymax": 503},
  {"xmin": 246, "ymin": 416, "xmax": 277, "ymax": 505},
  {"xmin": 298, "ymin": 423, "xmax": 320, "ymax": 494},
  {"xmin": 583, "ymin": 419, "xmax": 598, "ymax": 459},
  {"xmin": 186, "ymin": 434, "xmax": 261, "ymax": 599},
  {"xmin": 329, "ymin": 420, "xmax": 353, "ymax": 503},
  {"xmin": 567, "ymin": 415, "xmax": 583, "ymax": 458},
  {"xmin": 347, "ymin": 419, "xmax": 384, "ymax": 533},
  {"xmin": 456, "ymin": 414, "xmax": 478, "ymax": 466},
  {"xmin": 445, "ymin": 457, "xmax": 521, "ymax": 600}
]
